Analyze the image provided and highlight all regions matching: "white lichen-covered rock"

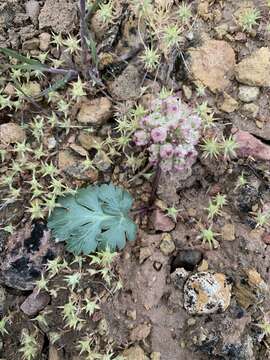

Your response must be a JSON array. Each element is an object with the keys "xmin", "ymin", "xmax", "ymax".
[{"xmin": 184, "ymin": 271, "xmax": 232, "ymax": 314}]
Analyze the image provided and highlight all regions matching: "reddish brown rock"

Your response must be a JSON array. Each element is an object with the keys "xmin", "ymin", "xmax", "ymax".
[
  {"xmin": 151, "ymin": 209, "xmax": 175, "ymax": 232},
  {"xmin": 21, "ymin": 288, "xmax": 50, "ymax": 316},
  {"xmin": 233, "ymin": 129, "xmax": 270, "ymax": 160}
]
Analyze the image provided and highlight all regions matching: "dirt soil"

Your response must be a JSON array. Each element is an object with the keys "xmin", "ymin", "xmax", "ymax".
[{"xmin": 1, "ymin": 0, "xmax": 270, "ymax": 360}]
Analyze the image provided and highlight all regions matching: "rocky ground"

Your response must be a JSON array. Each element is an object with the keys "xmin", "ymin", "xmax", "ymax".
[{"xmin": 1, "ymin": 0, "xmax": 270, "ymax": 359}]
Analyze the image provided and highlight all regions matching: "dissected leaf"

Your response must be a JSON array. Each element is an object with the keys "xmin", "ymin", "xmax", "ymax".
[{"xmin": 48, "ymin": 183, "xmax": 137, "ymax": 255}]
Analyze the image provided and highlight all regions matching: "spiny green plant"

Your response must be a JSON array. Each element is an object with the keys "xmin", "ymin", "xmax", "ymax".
[
  {"xmin": 48, "ymin": 183, "xmax": 137, "ymax": 255},
  {"xmin": 239, "ymin": 7, "xmax": 260, "ymax": 32},
  {"xmin": 19, "ymin": 329, "xmax": 39, "ymax": 360},
  {"xmin": 200, "ymin": 226, "xmax": 219, "ymax": 249}
]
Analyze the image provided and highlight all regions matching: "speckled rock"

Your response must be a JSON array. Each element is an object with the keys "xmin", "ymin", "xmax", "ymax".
[
  {"xmin": 184, "ymin": 272, "xmax": 232, "ymax": 314},
  {"xmin": 159, "ymin": 233, "xmax": 175, "ymax": 255},
  {"xmin": 1, "ymin": 222, "xmax": 61, "ymax": 290},
  {"xmin": 77, "ymin": 97, "xmax": 112, "ymax": 125},
  {"xmin": 108, "ymin": 64, "xmax": 142, "ymax": 100},
  {"xmin": 235, "ymin": 47, "xmax": 270, "ymax": 87},
  {"xmin": 238, "ymin": 85, "xmax": 259, "ymax": 103},
  {"xmin": 189, "ymin": 40, "xmax": 235, "ymax": 92}
]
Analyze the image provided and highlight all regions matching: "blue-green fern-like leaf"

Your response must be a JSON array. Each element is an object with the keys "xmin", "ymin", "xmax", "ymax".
[{"xmin": 47, "ymin": 183, "xmax": 137, "ymax": 255}]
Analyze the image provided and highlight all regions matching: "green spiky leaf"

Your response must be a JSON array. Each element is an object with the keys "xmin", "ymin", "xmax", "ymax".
[{"xmin": 48, "ymin": 183, "xmax": 137, "ymax": 255}]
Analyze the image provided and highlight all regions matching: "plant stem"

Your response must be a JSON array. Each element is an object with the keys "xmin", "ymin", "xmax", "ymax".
[{"xmin": 79, "ymin": 0, "xmax": 88, "ymax": 65}]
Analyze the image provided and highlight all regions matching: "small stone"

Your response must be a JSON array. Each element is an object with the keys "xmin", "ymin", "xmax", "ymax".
[
  {"xmin": 218, "ymin": 93, "xmax": 238, "ymax": 113},
  {"xmin": 47, "ymin": 137, "xmax": 57, "ymax": 150},
  {"xmin": 150, "ymin": 352, "xmax": 161, "ymax": 360},
  {"xmin": 130, "ymin": 323, "xmax": 151, "ymax": 342},
  {"xmin": 171, "ymin": 268, "xmax": 189, "ymax": 289},
  {"xmin": 263, "ymin": 233, "xmax": 270, "ymax": 245},
  {"xmin": 189, "ymin": 40, "xmax": 235, "ymax": 92},
  {"xmin": 182, "ymin": 85, "xmax": 192, "ymax": 100},
  {"xmin": 108, "ymin": 65, "xmax": 141, "ymax": 100},
  {"xmin": 78, "ymin": 132, "xmax": 102, "ymax": 150},
  {"xmin": 171, "ymin": 250, "xmax": 203, "ymax": 272},
  {"xmin": 97, "ymin": 318, "xmax": 108, "ymax": 336},
  {"xmin": 93, "ymin": 150, "xmax": 111, "ymax": 171},
  {"xmin": 187, "ymin": 318, "xmax": 196, "ymax": 326},
  {"xmin": 214, "ymin": 24, "xmax": 229, "ymax": 39},
  {"xmin": 0, "ymin": 286, "xmax": 6, "ymax": 313},
  {"xmin": 235, "ymin": 47, "xmax": 270, "ymax": 87},
  {"xmin": 22, "ymin": 38, "xmax": 40, "ymax": 50},
  {"xmin": 139, "ymin": 247, "xmax": 153, "ymax": 264},
  {"xmin": 151, "ymin": 209, "xmax": 175, "ymax": 232},
  {"xmin": 4, "ymin": 83, "xmax": 16, "ymax": 97},
  {"xmin": 197, "ymin": 259, "xmax": 209, "ymax": 272},
  {"xmin": 221, "ymin": 223, "xmax": 235, "ymax": 241},
  {"xmin": 242, "ymin": 103, "xmax": 259, "ymax": 118},
  {"xmin": 39, "ymin": 32, "xmax": 51, "ymax": 51},
  {"xmin": 184, "ymin": 272, "xmax": 232, "ymax": 315},
  {"xmin": 77, "ymin": 97, "xmax": 112, "ymax": 125},
  {"xmin": 0, "ymin": 123, "xmax": 26, "ymax": 145},
  {"xmin": 69, "ymin": 143, "xmax": 88, "ymax": 157},
  {"xmin": 238, "ymin": 85, "xmax": 260, "ymax": 103},
  {"xmin": 21, "ymin": 288, "xmax": 50, "ymax": 316},
  {"xmin": 233, "ymin": 129, "xmax": 270, "ymax": 161},
  {"xmin": 245, "ymin": 268, "xmax": 264, "ymax": 287},
  {"xmin": 25, "ymin": 1, "xmax": 40, "ymax": 23},
  {"xmin": 153, "ymin": 261, "xmax": 162, "ymax": 271},
  {"xmin": 58, "ymin": 150, "xmax": 77, "ymax": 170},
  {"xmin": 122, "ymin": 346, "xmax": 149, "ymax": 360},
  {"xmin": 127, "ymin": 309, "xmax": 137, "ymax": 321},
  {"xmin": 160, "ymin": 233, "xmax": 175, "ymax": 255}
]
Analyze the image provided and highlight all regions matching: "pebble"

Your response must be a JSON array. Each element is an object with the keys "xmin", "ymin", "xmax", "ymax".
[
  {"xmin": 130, "ymin": 323, "xmax": 151, "ymax": 342},
  {"xmin": 21, "ymin": 288, "xmax": 50, "ymax": 316},
  {"xmin": 159, "ymin": 233, "xmax": 175, "ymax": 256},
  {"xmin": 242, "ymin": 103, "xmax": 259, "ymax": 118},
  {"xmin": 184, "ymin": 271, "xmax": 232, "ymax": 315},
  {"xmin": 39, "ymin": 32, "xmax": 51, "ymax": 51},
  {"xmin": 22, "ymin": 38, "xmax": 40, "ymax": 50},
  {"xmin": 221, "ymin": 223, "xmax": 235, "ymax": 241},
  {"xmin": 151, "ymin": 209, "xmax": 175, "ymax": 232},
  {"xmin": 218, "ymin": 93, "xmax": 238, "ymax": 113},
  {"xmin": 0, "ymin": 123, "xmax": 26, "ymax": 145},
  {"xmin": 77, "ymin": 97, "xmax": 112, "ymax": 125},
  {"xmin": 122, "ymin": 345, "xmax": 149, "ymax": 360},
  {"xmin": 150, "ymin": 352, "xmax": 161, "ymax": 360},
  {"xmin": 171, "ymin": 249, "xmax": 203, "ymax": 272},
  {"xmin": 238, "ymin": 85, "xmax": 260, "ymax": 103}
]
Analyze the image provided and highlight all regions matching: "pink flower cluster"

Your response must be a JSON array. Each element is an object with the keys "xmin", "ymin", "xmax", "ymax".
[{"xmin": 134, "ymin": 95, "xmax": 201, "ymax": 173}]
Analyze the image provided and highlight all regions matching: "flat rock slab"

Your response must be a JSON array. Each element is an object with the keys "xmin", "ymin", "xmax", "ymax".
[
  {"xmin": 235, "ymin": 47, "xmax": 270, "ymax": 87},
  {"xmin": 189, "ymin": 40, "xmax": 236, "ymax": 92}
]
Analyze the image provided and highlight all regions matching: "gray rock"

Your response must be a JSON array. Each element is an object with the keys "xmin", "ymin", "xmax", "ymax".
[
  {"xmin": 242, "ymin": 103, "xmax": 259, "ymax": 118},
  {"xmin": 238, "ymin": 85, "xmax": 260, "ymax": 103},
  {"xmin": 25, "ymin": 1, "xmax": 40, "ymax": 23},
  {"xmin": 21, "ymin": 288, "xmax": 50, "ymax": 316}
]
